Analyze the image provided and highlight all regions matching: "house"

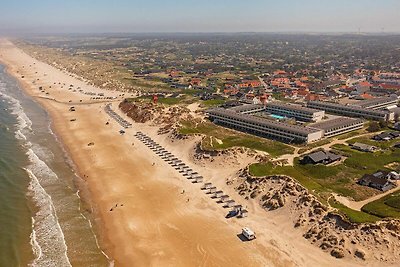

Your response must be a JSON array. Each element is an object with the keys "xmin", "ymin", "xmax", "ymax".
[
  {"xmin": 390, "ymin": 132, "xmax": 400, "ymax": 138},
  {"xmin": 389, "ymin": 171, "xmax": 400, "ymax": 180},
  {"xmin": 373, "ymin": 132, "xmax": 394, "ymax": 141},
  {"xmin": 358, "ymin": 171, "xmax": 396, "ymax": 191},
  {"xmin": 351, "ymin": 142, "xmax": 378, "ymax": 152},
  {"xmin": 302, "ymin": 150, "xmax": 342, "ymax": 165},
  {"xmin": 394, "ymin": 122, "xmax": 400, "ymax": 131},
  {"xmin": 190, "ymin": 78, "xmax": 202, "ymax": 86}
]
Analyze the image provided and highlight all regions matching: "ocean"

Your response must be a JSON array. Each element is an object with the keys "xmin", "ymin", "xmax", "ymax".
[{"xmin": 0, "ymin": 64, "xmax": 110, "ymax": 267}]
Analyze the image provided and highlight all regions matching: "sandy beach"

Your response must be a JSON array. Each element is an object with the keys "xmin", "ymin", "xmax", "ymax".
[{"xmin": 0, "ymin": 39, "xmax": 374, "ymax": 267}]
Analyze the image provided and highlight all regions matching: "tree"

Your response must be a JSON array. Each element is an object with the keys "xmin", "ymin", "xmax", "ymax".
[
  {"xmin": 379, "ymin": 120, "xmax": 388, "ymax": 129},
  {"xmin": 367, "ymin": 121, "xmax": 380, "ymax": 132}
]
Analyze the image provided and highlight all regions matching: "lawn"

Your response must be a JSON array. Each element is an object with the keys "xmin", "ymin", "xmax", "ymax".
[
  {"xmin": 201, "ymin": 99, "xmax": 227, "ymax": 107},
  {"xmin": 297, "ymin": 139, "xmax": 332, "ymax": 154},
  {"xmin": 248, "ymin": 144, "xmax": 400, "ymax": 222},
  {"xmin": 362, "ymin": 190, "xmax": 400, "ymax": 218},
  {"xmin": 129, "ymin": 96, "xmax": 194, "ymax": 105},
  {"xmin": 250, "ymin": 147, "xmax": 400, "ymax": 197},
  {"xmin": 178, "ymin": 120, "xmax": 294, "ymax": 157},
  {"xmin": 157, "ymin": 97, "xmax": 184, "ymax": 105},
  {"xmin": 329, "ymin": 200, "xmax": 380, "ymax": 223},
  {"xmin": 346, "ymin": 136, "xmax": 400, "ymax": 150}
]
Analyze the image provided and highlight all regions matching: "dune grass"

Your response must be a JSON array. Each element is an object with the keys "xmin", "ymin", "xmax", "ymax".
[{"xmin": 178, "ymin": 120, "xmax": 294, "ymax": 157}]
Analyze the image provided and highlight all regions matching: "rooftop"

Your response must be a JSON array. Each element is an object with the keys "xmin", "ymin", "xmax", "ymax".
[
  {"xmin": 208, "ymin": 108, "xmax": 322, "ymax": 136},
  {"xmin": 228, "ymin": 104, "xmax": 265, "ymax": 113},
  {"xmin": 266, "ymin": 101, "xmax": 322, "ymax": 114},
  {"xmin": 310, "ymin": 117, "xmax": 364, "ymax": 131},
  {"xmin": 355, "ymin": 96, "xmax": 398, "ymax": 108},
  {"xmin": 308, "ymin": 101, "xmax": 388, "ymax": 115}
]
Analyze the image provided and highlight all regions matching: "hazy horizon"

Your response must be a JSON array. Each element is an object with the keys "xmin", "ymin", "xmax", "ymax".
[{"xmin": 1, "ymin": 0, "xmax": 400, "ymax": 35}]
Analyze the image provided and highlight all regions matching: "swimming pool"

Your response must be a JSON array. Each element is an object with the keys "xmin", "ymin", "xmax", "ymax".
[{"xmin": 270, "ymin": 114, "xmax": 286, "ymax": 120}]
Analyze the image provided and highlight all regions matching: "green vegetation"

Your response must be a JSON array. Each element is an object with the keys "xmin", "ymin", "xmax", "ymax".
[
  {"xmin": 201, "ymin": 99, "xmax": 227, "ymax": 107},
  {"xmin": 362, "ymin": 190, "xmax": 400, "ymax": 218},
  {"xmin": 157, "ymin": 97, "xmax": 183, "ymax": 105},
  {"xmin": 248, "ymin": 140, "xmax": 400, "ymax": 222},
  {"xmin": 297, "ymin": 139, "xmax": 332, "ymax": 154},
  {"xmin": 249, "ymin": 162, "xmax": 322, "ymax": 190},
  {"xmin": 385, "ymin": 194, "xmax": 400, "ymax": 209},
  {"xmin": 249, "ymin": 145, "xmax": 400, "ymax": 207},
  {"xmin": 329, "ymin": 200, "xmax": 380, "ymax": 223},
  {"xmin": 336, "ymin": 129, "xmax": 366, "ymax": 140},
  {"xmin": 129, "ymin": 96, "xmax": 194, "ymax": 105},
  {"xmin": 178, "ymin": 120, "xmax": 294, "ymax": 157},
  {"xmin": 346, "ymin": 136, "xmax": 399, "ymax": 150}
]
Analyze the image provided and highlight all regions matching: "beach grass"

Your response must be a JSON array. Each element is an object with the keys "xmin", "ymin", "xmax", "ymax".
[
  {"xmin": 248, "ymin": 144, "xmax": 400, "ymax": 222},
  {"xmin": 361, "ymin": 190, "xmax": 400, "ymax": 218},
  {"xmin": 249, "ymin": 147, "xmax": 400, "ymax": 199},
  {"xmin": 329, "ymin": 200, "xmax": 380, "ymax": 223},
  {"xmin": 201, "ymin": 99, "xmax": 227, "ymax": 107},
  {"xmin": 178, "ymin": 120, "xmax": 294, "ymax": 157}
]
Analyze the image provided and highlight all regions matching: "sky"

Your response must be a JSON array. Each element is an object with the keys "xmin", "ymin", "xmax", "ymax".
[{"xmin": 0, "ymin": 0, "xmax": 399, "ymax": 34}]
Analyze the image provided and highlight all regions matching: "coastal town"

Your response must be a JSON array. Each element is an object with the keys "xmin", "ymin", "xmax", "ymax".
[{"xmin": 1, "ymin": 33, "xmax": 400, "ymax": 266}]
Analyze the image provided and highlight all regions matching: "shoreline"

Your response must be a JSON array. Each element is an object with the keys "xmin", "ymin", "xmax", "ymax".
[
  {"xmin": 0, "ymin": 39, "xmax": 377, "ymax": 267},
  {"xmin": 0, "ymin": 58, "xmax": 114, "ymax": 265}
]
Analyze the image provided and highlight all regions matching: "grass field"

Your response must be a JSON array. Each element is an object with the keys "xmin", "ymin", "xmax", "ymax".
[
  {"xmin": 248, "ymin": 143, "xmax": 400, "ymax": 222},
  {"xmin": 178, "ymin": 120, "xmax": 294, "ymax": 157},
  {"xmin": 329, "ymin": 200, "xmax": 380, "ymax": 223},
  {"xmin": 362, "ymin": 190, "xmax": 400, "ymax": 218},
  {"xmin": 201, "ymin": 99, "xmax": 227, "ymax": 107},
  {"xmin": 346, "ymin": 136, "xmax": 400, "ymax": 150}
]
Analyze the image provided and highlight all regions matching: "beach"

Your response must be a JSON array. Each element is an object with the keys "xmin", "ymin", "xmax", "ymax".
[{"xmin": 0, "ymin": 39, "xmax": 372, "ymax": 267}]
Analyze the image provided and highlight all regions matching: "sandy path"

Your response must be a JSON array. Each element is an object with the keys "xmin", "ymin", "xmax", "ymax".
[{"xmin": 333, "ymin": 183, "xmax": 400, "ymax": 211}]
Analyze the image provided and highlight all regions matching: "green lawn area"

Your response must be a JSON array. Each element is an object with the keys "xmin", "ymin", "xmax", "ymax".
[
  {"xmin": 250, "ymin": 145, "xmax": 400, "ymax": 201},
  {"xmin": 346, "ymin": 136, "xmax": 400, "ymax": 150},
  {"xmin": 157, "ymin": 97, "xmax": 183, "ymax": 105},
  {"xmin": 385, "ymin": 193, "xmax": 400, "ymax": 209},
  {"xmin": 329, "ymin": 200, "xmax": 380, "ymax": 223},
  {"xmin": 128, "ymin": 96, "xmax": 194, "ymax": 105},
  {"xmin": 248, "ymin": 145, "xmax": 400, "ymax": 221},
  {"xmin": 297, "ymin": 139, "xmax": 332, "ymax": 154},
  {"xmin": 201, "ymin": 99, "xmax": 227, "ymax": 107},
  {"xmin": 178, "ymin": 120, "xmax": 294, "ymax": 157},
  {"xmin": 362, "ymin": 190, "xmax": 400, "ymax": 218},
  {"xmin": 336, "ymin": 129, "xmax": 367, "ymax": 140}
]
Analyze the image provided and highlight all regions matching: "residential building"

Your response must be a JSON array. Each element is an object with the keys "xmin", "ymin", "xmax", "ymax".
[
  {"xmin": 351, "ymin": 142, "xmax": 378, "ymax": 152},
  {"xmin": 301, "ymin": 150, "xmax": 342, "ymax": 165},
  {"xmin": 373, "ymin": 132, "xmax": 400, "ymax": 141},
  {"xmin": 358, "ymin": 171, "xmax": 396, "ymax": 192}
]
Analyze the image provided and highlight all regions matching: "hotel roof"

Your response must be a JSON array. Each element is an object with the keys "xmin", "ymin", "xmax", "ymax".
[
  {"xmin": 308, "ymin": 101, "xmax": 388, "ymax": 115},
  {"xmin": 208, "ymin": 108, "xmax": 321, "ymax": 136},
  {"xmin": 310, "ymin": 117, "xmax": 364, "ymax": 131},
  {"xmin": 354, "ymin": 97, "xmax": 398, "ymax": 109},
  {"xmin": 266, "ymin": 101, "xmax": 322, "ymax": 114},
  {"xmin": 228, "ymin": 104, "xmax": 265, "ymax": 113}
]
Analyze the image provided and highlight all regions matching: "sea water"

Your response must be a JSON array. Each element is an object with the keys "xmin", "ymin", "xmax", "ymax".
[{"xmin": 0, "ymin": 64, "xmax": 110, "ymax": 267}]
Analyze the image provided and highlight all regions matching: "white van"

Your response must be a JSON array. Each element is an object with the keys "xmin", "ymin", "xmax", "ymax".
[{"xmin": 242, "ymin": 227, "xmax": 255, "ymax": 240}]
